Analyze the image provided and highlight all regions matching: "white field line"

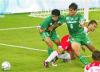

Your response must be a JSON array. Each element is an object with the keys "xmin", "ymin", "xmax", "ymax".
[
  {"xmin": 0, "ymin": 43, "xmax": 47, "ymax": 52},
  {"xmin": 0, "ymin": 26, "xmax": 40, "ymax": 31},
  {"xmin": 0, "ymin": 19, "xmax": 100, "ymax": 31},
  {"xmin": 0, "ymin": 43, "xmax": 91, "ymax": 57}
]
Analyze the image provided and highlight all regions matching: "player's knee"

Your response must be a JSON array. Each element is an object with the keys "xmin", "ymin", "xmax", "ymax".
[
  {"xmin": 57, "ymin": 47, "xmax": 64, "ymax": 54},
  {"xmin": 54, "ymin": 39, "xmax": 60, "ymax": 46},
  {"xmin": 44, "ymin": 38, "xmax": 53, "ymax": 47},
  {"xmin": 71, "ymin": 42, "xmax": 80, "ymax": 51},
  {"xmin": 47, "ymin": 42, "xmax": 53, "ymax": 47}
]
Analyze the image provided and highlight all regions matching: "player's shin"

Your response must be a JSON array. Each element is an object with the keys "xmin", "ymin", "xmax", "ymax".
[
  {"xmin": 79, "ymin": 55, "xmax": 89, "ymax": 65},
  {"xmin": 86, "ymin": 44, "xmax": 96, "ymax": 52},
  {"xmin": 45, "ymin": 51, "xmax": 58, "ymax": 62}
]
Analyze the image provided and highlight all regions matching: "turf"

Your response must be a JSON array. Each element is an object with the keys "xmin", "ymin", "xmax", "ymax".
[{"xmin": 0, "ymin": 11, "xmax": 100, "ymax": 72}]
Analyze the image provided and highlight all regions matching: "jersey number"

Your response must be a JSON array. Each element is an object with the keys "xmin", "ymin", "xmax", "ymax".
[{"xmin": 70, "ymin": 24, "xmax": 73, "ymax": 29}]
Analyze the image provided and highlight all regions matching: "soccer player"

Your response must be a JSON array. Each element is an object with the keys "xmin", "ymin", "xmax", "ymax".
[
  {"xmin": 39, "ymin": 9, "xmax": 64, "ymax": 56},
  {"xmin": 44, "ymin": 20, "xmax": 97, "ymax": 68},
  {"xmin": 84, "ymin": 51, "xmax": 100, "ymax": 72},
  {"xmin": 64, "ymin": 3, "xmax": 97, "ymax": 65}
]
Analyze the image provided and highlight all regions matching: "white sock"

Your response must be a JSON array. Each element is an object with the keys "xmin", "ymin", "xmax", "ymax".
[
  {"xmin": 57, "ymin": 53, "xmax": 71, "ymax": 60},
  {"xmin": 45, "ymin": 51, "xmax": 58, "ymax": 62}
]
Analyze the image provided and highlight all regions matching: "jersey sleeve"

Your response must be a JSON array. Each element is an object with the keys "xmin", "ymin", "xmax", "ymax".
[{"xmin": 40, "ymin": 17, "xmax": 50, "ymax": 30}]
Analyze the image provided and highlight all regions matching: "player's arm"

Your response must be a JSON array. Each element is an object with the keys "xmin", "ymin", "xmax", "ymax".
[
  {"xmin": 48, "ymin": 16, "xmax": 65, "ymax": 31},
  {"xmin": 79, "ymin": 14, "xmax": 86, "ymax": 28},
  {"xmin": 39, "ymin": 18, "xmax": 50, "ymax": 33},
  {"xmin": 48, "ymin": 23, "xmax": 62, "ymax": 31},
  {"xmin": 39, "ymin": 19, "xmax": 50, "ymax": 38}
]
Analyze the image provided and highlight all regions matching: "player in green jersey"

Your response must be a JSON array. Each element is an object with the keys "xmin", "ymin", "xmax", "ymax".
[
  {"xmin": 39, "ymin": 9, "xmax": 64, "ymax": 56},
  {"xmin": 65, "ymin": 3, "xmax": 97, "ymax": 65}
]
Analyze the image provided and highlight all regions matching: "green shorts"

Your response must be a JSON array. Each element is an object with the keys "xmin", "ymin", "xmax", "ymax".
[
  {"xmin": 40, "ymin": 31, "xmax": 59, "ymax": 41},
  {"xmin": 70, "ymin": 32, "xmax": 91, "ymax": 45}
]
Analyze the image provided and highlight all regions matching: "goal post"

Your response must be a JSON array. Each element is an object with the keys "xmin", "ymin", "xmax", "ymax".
[{"xmin": 84, "ymin": 0, "xmax": 89, "ymax": 22}]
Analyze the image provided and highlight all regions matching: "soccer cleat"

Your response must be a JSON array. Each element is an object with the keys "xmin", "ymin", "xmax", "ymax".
[{"xmin": 44, "ymin": 61, "xmax": 49, "ymax": 68}]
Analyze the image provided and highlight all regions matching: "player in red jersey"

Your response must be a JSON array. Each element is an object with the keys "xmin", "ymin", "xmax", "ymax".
[
  {"xmin": 58, "ymin": 34, "xmax": 74, "ymax": 59},
  {"xmin": 59, "ymin": 35, "xmax": 72, "ymax": 52},
  {"xmin": 84, "ymin": 51, "xmax": 100, "ymax": 72}
]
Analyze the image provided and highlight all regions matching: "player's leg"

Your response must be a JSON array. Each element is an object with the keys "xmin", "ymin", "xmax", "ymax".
[
  {"xmin": 67, "ymin": 46, "xmax": 76, "ymax": 60},
  {"xmin": 53, "ymin": 39, "xmax": 60, "ymax": 46},
  {"xmin": 40, "ymin": 32, "xmax": 53, "ymax": 56},
  {"xmin": 57, "ymin": 52, "xmax": 71, "ymax": 62},
  {"xmin": 71, "ymin": 42, "xmax": 80, "ymax": 56},
  {"xmin": 70, "ymin": 37, "xmax": 89, "ymax": 65},
  {"xmin": 51, "ymin": 31, "xmax": 60, "ymax": 46},
  {"xmin": 44, "ymin": 37, "xmax": 54, "ymax": 55},
  {"xmin": 45, "ymin": 48, "xmax": 63, "ymax": 62},
  {"xmin": 44, "ymin": 34, "xmax": 72, "ymax": 67},
  {"xmin": 44, "ymin": 47, "xmax": 64, "ymax": 68},
  {"xmin": 85, "ymin": 44, "xmax": 96, "ymax": 52},
  {"xmin": 50, "ymin": 31, "xmax": 60, "ymax": 64},
  {"xmin": 82, "ymin": 34, "xmax": 96, "ymax": 52}
]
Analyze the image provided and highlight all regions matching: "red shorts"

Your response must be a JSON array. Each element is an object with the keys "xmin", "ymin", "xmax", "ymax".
[{"xmin": 59, "ymin": 35, "xmax": 72, "ymax": 52}]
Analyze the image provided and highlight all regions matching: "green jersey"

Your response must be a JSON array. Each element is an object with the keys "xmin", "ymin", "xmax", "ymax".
[
  {"xmin": 40, "ymin": 15, "xmax": 65, "ymax": 41},
  {"xmin": 65, "ymin": 13, "xmax": 91, "ymax": 45},
  {"xmin": 40, "ymin": 15, "xmax": 65, "ymax": 32},
  {"xmin": 65, "ymin": 13, "xmax": 84, "ymax": 36}
]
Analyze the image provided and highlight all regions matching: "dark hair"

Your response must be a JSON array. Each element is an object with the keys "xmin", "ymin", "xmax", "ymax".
[
  {"xmin": 88, "ymin": 20, "xmax": 97, "ymax": 26},
  {"xmin": 51, "ymin": 9, "xmax": 60, "ymax": 16},
  {"xmin": 92, "ymin": 50, "xmax": 100, "ymax": 61},
  {"xmin": 69, "ymin": 3, "xmax": 78, "ymax": 10}
]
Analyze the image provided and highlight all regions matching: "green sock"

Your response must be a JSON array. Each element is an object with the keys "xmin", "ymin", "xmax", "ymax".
[
  {"xmin": 79, "ymin": 55, "xmax": 89, "ymax": 65},
  {"xmin": 48, "ymin": 48, "xmax": 53, "ymax": 56}
]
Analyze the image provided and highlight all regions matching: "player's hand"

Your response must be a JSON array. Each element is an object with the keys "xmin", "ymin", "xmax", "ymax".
[
  {"xmin": 48, "ymin": 26, "xmax": 53, "ymax": 31},
  {"xmin": 39, "ymin": 28, "xmax": 45, "ymax": 33}
]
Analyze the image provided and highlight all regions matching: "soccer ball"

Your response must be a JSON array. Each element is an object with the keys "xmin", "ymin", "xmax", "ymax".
[{"xmin": 1, "ymin": 61, "xmax": 11, "ymax": 71}]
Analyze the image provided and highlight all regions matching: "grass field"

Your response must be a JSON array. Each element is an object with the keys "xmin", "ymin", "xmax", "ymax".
[{"xmin": 0, "ymin": 11, "xmax": 100, "ymax": 72}]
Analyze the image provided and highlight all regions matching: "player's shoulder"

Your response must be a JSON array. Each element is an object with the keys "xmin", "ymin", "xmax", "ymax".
[
  {"xmin": 59, "ymin": 15, "xmax": 65, "ymax": 18},
  {"xmin": 58, "ymin": 15, "xmax": 65, "ymax": 19},
  {"xmin": 43, "ymin": 16, "xmax": 52, "ymax": 23},
  {"xmin": 58, "ymin": 15, "xmax": 66, "ymax": 22},
  {"xmin": 76, "ymin": 13, "xmax": 83, "ymax": 17},
  {"xmin": 45, "ymin": 16, "xmax": 52, "ymax": 20}
]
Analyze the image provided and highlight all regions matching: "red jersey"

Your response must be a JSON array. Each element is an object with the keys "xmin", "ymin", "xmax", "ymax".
[
  {"xmin": 84, "ymin": 61, "xmax": 100, "ymax": 72},
  {"xmin": 59, "ymin": 35, "xmax": 72, "ymax": 52}
]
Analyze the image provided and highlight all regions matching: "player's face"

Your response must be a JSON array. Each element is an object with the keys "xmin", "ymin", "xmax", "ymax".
[
  {"xmin": 68, "ymin": 8, "xmax": 77, "ymax": 16},
  {"xmin": 89, "ymin": 23, "xmax": 97, "ymax": 32},
  {"xmin": 52, "ymin": 15, "xmax": 59, "ymax": 21}
]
